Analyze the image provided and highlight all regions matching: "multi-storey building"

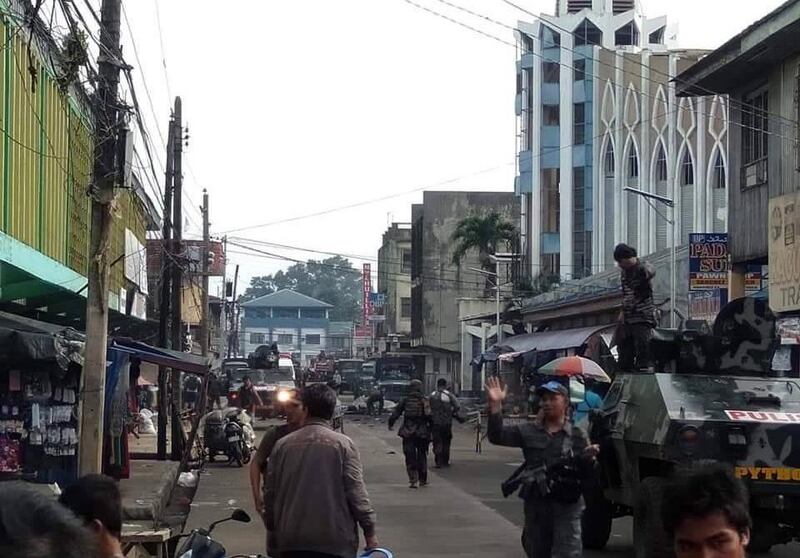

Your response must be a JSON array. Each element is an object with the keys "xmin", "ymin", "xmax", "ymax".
[
  {"xmin": 515, "ymin": 0, "xmax": 729, "ymax": 281},
  {"xmin": 377, "ymin": 223, "xmax": 412, "ymax": 347}
]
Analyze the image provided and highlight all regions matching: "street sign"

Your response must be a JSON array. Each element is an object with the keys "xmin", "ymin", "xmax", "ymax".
[{"xmin": 369, "ymin": 292, "xmax": 386, "ymax": 307}]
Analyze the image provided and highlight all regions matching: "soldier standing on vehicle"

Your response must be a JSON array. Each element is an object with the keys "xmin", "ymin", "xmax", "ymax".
[
  {"xmin": 486, "ymin": 377, "xmax": 598, "ymax": 558},
  {"xmin": 614, "ymin": 243, "xmax": 657, "ymax": 372},
  {"xmin": 250, "ymin": 389, "xmax": 307, "ymax": 558},
  {"xmin": 429, "ymin": 378, "xmax": 465, "ymax": 468},
  {"xmin": 388, "ymin": 379, "xmax": 432, "ymax": 488}
]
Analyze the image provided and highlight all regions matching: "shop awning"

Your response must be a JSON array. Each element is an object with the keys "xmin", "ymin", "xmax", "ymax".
[
  {"xmin": 491, "ymin": 324, "xmax": 614, "ymax": 355},
  {"xmin": 110, "ymin": 339, "xmax": 211, "ymax": 375},
  {"xmin": 0, "ymin": 310, "xmax": 85, "ymax": 367}
]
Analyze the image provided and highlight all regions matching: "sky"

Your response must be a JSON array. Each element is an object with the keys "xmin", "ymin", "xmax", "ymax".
[{"xmin": 118, "ymin": 0, "xmax": 787, "ymax": 293}]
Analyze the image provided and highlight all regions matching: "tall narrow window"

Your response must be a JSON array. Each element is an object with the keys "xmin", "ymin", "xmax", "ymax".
[
  {"xmin": 574, "ymin": 59, "xmax": 586, "ymax": 81},
  {"xmin": 573, "ymin": 103, "xmax": 586, "ymax": 144},
  {"xmin": 603, "ymin": 140, "xmax": 615, "ymax": 266},
  {"xmin": 712, "ymin": 150, "xmax": 727, "ymax": 233},
  {"xmin": 542, "ymin": 62, "xmax": 560, "ymax": 84},
  {"xmin": 655, "ymin": 142, "xmax": 668, "ymax": 251},
  {"xmin": 628, "ymin": 147, "xmax": 639, "ymax": 178},
  {"xmin": 741, "ymin": 89, "xmax": 769, "ymax": 187},
  {"xmin": 680, "ymin": 149, "xmax": 695, "ymax": 186},
  {"xmin": 604, "ymin": 141, "xmax": 615, "ymax": 176},
  {"xmin": 713, "ymin": 151, "xmax": 726, "ymax": 190},
  {"xmin": 655, "ymin": 144, "xmax": 668, "ymax": 181}
]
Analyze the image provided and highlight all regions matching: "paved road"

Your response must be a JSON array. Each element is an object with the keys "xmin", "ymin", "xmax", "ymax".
[{"xmin": 184, "ymin": 414, "xmax": 800, "ymax": 557}]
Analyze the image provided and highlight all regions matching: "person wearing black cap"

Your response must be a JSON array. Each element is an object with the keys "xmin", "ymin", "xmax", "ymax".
[
  {"xmin": 614, "ymin": 242, "xmax": 657, "ymax": 372},
  {"xmin": 486, "ymin": 377, "xmax": 598, "ymax": 558}
]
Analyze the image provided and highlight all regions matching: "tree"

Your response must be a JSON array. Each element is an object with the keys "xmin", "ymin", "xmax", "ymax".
[
  {"xmin": 451, "ymin": 211, "xmax": 516, "ymax": 294},
  {"xmin": 239, "ymin": 256, "xmax": 362, "ymax": 322}
]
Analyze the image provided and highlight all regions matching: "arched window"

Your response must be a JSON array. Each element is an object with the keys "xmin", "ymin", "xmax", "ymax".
[
  {"xmin": 713, "ymin": 150, "xmax": 726, "ymax": 189},
  {"xmin": 680, "ymin": 149, "xmax": 694, "ymax": 185},
  {"xmin": 574, "ymin": 19, "xmax": 602, "ymax": 46},
  {"xmin": 655, "ymin": 144, "xmax": 667, "ymax": 181},
  {"xmin": 603, "ymin": 139, "xmax": 615, "ymax": 266},
  {"xmin": 604, "ymin": 141, "xmax": 615, "ymax": 176},
  {"xmin": 628, "ymin": 147, "xmax": 639, "ymax": 178}
]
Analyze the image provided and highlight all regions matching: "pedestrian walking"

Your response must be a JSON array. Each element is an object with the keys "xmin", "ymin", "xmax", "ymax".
[
  {"xmin": 662, "ymin": 466, "xmax": 751, "ymax": 558},
  {"xmin": 388, "ymin": 379, "xmax": 432, "ymax": 488},
  {"xmin": 238, "ymin": 375, "xmax": 262, "ymax": 416},
  {"xmin": 265, "ymin": 383, "xmax": 378, "ymax": 558},
  {"xmin": 182, "ymin": 372, "xmax": 201, "ymax": 410},
  {"xmin": 613, "ymin": 243, "xmax": 657, "ymax": 372},
  {"xmin": 59, "ymin": 474, "xmax": 125, "ymax": 558},
  {"xmin": 429, "ymin": 378, "xmax": 465, "ymax": 468},
  {"xmin": 486, "ymin": 377, "xmax": 598, "ymax": 558},
  {"xmin": 250, "ymin": 389, "xmax": 307, "ymax": 557},
  {"xmin": 207, "ymin": 373, "xmax": 223, "ymax": 410}
]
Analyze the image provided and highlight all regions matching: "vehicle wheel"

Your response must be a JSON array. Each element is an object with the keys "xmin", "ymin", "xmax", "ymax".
[
  {"xmin": 232, "ymin": 444, "xmax": 244, "ymax": 467},
  {"xmin": 582, "ymin": 490, "xmax": 613, "ymax": 550},
  {"xmin": 241, "ymin": 444, "xmax": 252, "ymax": 465},
  {"xmin": 633, "ymin": 477, "xmax": 674, "ymax": 558}
]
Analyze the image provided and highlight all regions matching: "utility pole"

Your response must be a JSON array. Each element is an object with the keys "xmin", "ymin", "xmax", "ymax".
[
  {"xmin": 79, "ymin": 0, "xmax": 123, "ymax": 475},
  {"xmin": 156, "ymin": 115, "xmax": 175, "ymax": 460},
  {"xmin": 200, "ymin": 190, "xmax": 210, "ymax": 357},
  {"xmin": 228, "ymin": 264, "xmax": 239, "ymax": 358},
  {"xmin": 170, "ymin": 97, "xmax": 184, "ymax": 460}
]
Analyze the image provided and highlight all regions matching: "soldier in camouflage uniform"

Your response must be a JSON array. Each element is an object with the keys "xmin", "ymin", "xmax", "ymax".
[
  {"xmin": 487, "ymin": 378, "xmax": 598, "ymax": 558},
  {"xmin": 429, "ymin": 378, "xmax": 465, "ymax": 468},
  {"xmin": 614, "ymin": 243, "xmax": 656, "ymax": 372},
  {"xmin": 389, "ymin": 379, "xmax": 432, "ymax": 488}
]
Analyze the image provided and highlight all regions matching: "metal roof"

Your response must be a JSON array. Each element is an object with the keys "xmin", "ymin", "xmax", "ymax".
[
  {"xmin": 490, "ymin": 324, "xmax": 614, "ymax": 354},
  {"xmin": 241, "ymin": 289, "xmax": 334, "ymax": 309}
]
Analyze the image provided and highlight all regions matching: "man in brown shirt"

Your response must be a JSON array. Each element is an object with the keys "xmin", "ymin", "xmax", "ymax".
[{"xmin": 266, "ymin": 383, "xmax": 378, "ymax": 558}]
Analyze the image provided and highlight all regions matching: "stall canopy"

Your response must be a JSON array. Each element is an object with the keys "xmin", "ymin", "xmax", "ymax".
[
  {"xmin": 110, "ymin": 338, "xmax": 211, "ymax": 375},
  {"xmin": 484, "ymin": 324, "xmax": 614, "ymax": 360},
  {"xmin": 0, "ymin": 310, "xmax": 85, "ymax": 368}
]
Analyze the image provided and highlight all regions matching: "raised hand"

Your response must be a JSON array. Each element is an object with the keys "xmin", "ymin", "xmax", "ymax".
[{"xmin": 485, "ymin": 377, "xmax": 507, "ymax": 414}]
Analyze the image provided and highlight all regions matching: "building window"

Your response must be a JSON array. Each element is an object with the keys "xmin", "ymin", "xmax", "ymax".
[
  {"xmin": 567, "ymin": 0, "xmax": 592, "ymax": 13},
  {"xmin": 301, "ymin": 308, "xmax": 325, "ymax": 319},
  {"xmin": 401, "ymin": 250, "xmax": 412, "ymax": 273},
  {"xmin": 612, "ymin": 0, "xmax": 635, "ymax": 13},
  {"xmin": 273, "ymin": 307, "xmax": 298, "ymax": 319},
  {"xmin": 305, "ymin": 334, "xmax": 321, "ymax": 345},
  {"xmin": 574, "ymin": 19, "xmax": 602, "ymax": 47},
  {"xmin": 649, "ymin": 27, "xmax": 665, "ymax": 44},
  {"xmin": 713, "ymin": 151, "xmax": 726, "ymax": 189},
  {"xmin": 541, "ymin": 168, "xmax": 560, "ymax": 233},
  {"xmin": 741, "ymin": 89, "xmax": 769, "ymax": 187},
  {"xmin": 615, "ymin": 22, "xmax": 639, "ymax": 46},
  {"xmin": 574, "ymin": 59, "xmax": 586, "ymax": 81},
  {"xmin": 604, "ymin": 141, "xmax": 615, "ymax": 176},
  {"xmin": 680, "ymin": 149, "xmax": 695, "ymax": 186},
  {"xmin": 543, "ymin": 105, "xmax": 560, "ymax": 126},
  {"xmin": 401, "ymin": 297, "xmax": 412, "ymax": 319},
  {"xmin": 541, "ymin": 25, "xmax": 560, "ymax": 48},
  {"xmin": 433, "ymin": 357, "xmax": 441, "ymax": 373},
  {"xmin": 628, "ymin": 147, "xmax": 639, "ymax": 178},
  {"xmin": 542, "ymin": 62, "xmax": 560, "ymax": 84},
  {"xmin": 574, "ymin": 103, "xmax": 585, "ymax": 144},
  {"xmin": 520, "ymin": 33, "xmax": 533, "ymax": 53},
  {"xmin": 250, "ymin": 333, "xmax": 265, "ymax": 345},
  {"xmin": 277, "ymin": 334, "xmax": 293, "ymax": 345},
  {"xmin": 655, "ymin": 144, "xmax": 668, "ymax": 181}
]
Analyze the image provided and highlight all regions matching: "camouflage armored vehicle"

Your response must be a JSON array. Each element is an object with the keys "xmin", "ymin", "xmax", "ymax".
[{"xmin": 584, "ymin": 297, "xmax": 799, "ymax": 556}]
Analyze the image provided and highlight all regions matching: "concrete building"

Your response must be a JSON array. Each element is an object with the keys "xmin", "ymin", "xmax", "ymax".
[
  {"xmin": 676, "ymin": 1, "xmax": 800, "ymax": 307},
  {"xmin": 240, "ymin": 290, "xmax": 332, "ymax": 364},
  {"xmin": 515, "ymin": 0, "xmax": 729, "ymax": 281},
  {"xmin": 377, "ymin": 223, "xmax": 412, "ymax": 347},
  {"xmin": 411, "ymin": 191, "xmax": 518, "ymax": 391}
]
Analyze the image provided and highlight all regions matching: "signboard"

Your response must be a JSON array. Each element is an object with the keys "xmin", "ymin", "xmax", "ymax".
[
  {"xmin": 688, "ymin": 233, "xmax": 729, "ymax": 321},
  {"xmin": 361, "ymin": 263, "xmax": 372, "ymax": 327},
  {"xmin": 769, "ymin": 192, "xmax": 800, "ymax": 313},
  {"xmin": 688, "ymin": 289, "xmax": 728, "ymax": 324},
  {"xmin": 745, "ymin": 264, "xmax": 768, "ymax": 296},
  {"xmin": 369, "ymin": 292, "xmax": 385, "ymax": 307},
  {"xmin": 725, "ymin": 410, "xmax": 800, "ymax": 424}
]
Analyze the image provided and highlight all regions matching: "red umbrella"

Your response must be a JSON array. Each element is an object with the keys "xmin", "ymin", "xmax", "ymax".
[{"xmin": 536, "ymin": 356, "xmax": 611, "ymax": 383}]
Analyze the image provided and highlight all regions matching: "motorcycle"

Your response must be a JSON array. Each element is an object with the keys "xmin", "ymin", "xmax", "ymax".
[
  {"xmin": 202, "ymin": 407, "xmax": 256, "ymax": 467},
  {"xmin": 174, "ymin": 509, "xmax": 394, "ymax": 558}
]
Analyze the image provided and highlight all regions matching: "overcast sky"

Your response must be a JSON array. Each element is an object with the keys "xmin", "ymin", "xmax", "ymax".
[{"xmin": 120, "ymin": 0, "xmax": 786, "ymax": 292}]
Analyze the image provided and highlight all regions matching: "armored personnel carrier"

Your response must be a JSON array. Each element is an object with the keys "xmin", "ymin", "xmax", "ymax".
[{"xmin": 584, "ymin": 297, "xmax": 799, "ymax": 556}]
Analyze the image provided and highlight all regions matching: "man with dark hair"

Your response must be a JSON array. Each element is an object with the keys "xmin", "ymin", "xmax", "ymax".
[
  {"xmin": 238, "ymin": 374, "xmax": 262, "ymax": 416},
  {"xmin": 251, "ymin": 389, "xmax": 307, "ymax": 557},
  {"xmin": 614, "ymin": 242, "xmax": 656, "ymax": 372},
  {"xmin": 662, "ymin": 467, "xmax": 751, "ymax": 558},
  {"xmin": 266, "ymin": 383, "xmax": 378, "ymax": 558},
  {"xmin": 429, "ymin": 378, "xmax": 464, "ymax": 468},
  {"xmin": 0, "ymin": 484, "xmax": 95, "ymax": 558},
  {"xmin": 59, "ymin": 473, "xmax": 124, "ymax": 558}
]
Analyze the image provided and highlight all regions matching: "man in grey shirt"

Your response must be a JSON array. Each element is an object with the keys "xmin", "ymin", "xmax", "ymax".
[{"xmin": 266, "ymin": 383, "xmax": 378, "ymax": 558}]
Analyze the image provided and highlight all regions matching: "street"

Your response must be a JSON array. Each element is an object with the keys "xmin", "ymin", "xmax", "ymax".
[{"xmin": 184, "ymin": 416, "xmax": 800, "ymax": 557}]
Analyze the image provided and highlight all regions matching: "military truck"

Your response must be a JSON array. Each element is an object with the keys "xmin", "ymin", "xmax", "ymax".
[{"xmin": 584, "ymin": 297, "xmax": 799, "ymax": 556}]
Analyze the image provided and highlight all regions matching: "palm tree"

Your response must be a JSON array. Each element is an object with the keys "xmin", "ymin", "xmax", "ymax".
[{"xmin": 451, "ymin": 211, "xmax": 516, "ymax": 295}]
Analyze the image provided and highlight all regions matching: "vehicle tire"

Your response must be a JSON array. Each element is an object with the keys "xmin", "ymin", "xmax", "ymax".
[
  {"xmin": 232, "ymin": 444, "xmax": 244, "ymax": 467},
  {"xmin": 582, "ymin": 490, "xmax": 613, "ymax": 550},
  {"xmin": 633, "ymin": 477, "xmax": 674, "ymax": 558},
  {"xmin": 241, "ymin": 443, "xmax": 252, "ymax": 465}
]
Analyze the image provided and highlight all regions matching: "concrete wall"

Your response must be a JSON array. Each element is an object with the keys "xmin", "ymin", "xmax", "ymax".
[
  {"xmin": 411, "ymin": 192, "xmax": 519, "ymax": 353},
  {"xmin": 378, "ymin": 224, "xmax": 412, "ymax": 336}
]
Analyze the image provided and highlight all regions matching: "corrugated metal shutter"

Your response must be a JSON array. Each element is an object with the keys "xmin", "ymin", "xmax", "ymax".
[
  {"xmin": 656, "ymin": 180, "xmax": 667, "ymax": 251},
  {"xmin": 604, "ymin": 177, "xmax": 614, "ymax": 267},
  {"xmin": 713, "ymin": 188, "xmax": 727, "ymax": 233},
  {"xmin": 680, "ymin": 184, "xmax": 695, "ymax": 245}
]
